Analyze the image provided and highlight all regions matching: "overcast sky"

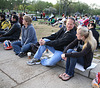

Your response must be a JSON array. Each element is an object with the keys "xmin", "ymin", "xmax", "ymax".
[{"xmin": 40, "ymin": 0, "xmax": 100, "ymax": 6}]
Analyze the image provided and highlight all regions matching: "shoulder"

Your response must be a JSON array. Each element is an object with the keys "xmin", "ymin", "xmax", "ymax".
[
  {"xmin": 28, "ymin": 25, "xmax": 34, "ymax": 30},
  {"xmin": 14, "ymin": 22, "xmax": 21, "ymax": 28},
  {"xmin": 68, "ymin": 29, "xmax": 76, "ymax": 35},
  {"xmin": 87, "ymin": 42, "xmax": 91, "ymax": 48}
]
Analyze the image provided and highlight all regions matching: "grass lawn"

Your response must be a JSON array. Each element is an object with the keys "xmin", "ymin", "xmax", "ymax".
[
  {"xmin": 32, "ymin": 20, "xmax": 60, "ymax": 41},
  {"xmin": 32, "ymin": 20, "xmax": 100, "ymax": 60}
]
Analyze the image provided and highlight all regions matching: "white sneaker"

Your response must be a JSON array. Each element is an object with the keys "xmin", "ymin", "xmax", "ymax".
[{"xmin": 27, "ymin": 59, "xmax": 41, "ymax": 66}]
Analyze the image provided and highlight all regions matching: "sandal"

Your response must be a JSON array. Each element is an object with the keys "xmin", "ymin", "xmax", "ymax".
[
  {"xmin": 58, "ymin": 73, "xmax": 66, "ymax": 79},
  {"xmin": 61, "ymin": 74, "xmax": 73, "ymax": 81}
]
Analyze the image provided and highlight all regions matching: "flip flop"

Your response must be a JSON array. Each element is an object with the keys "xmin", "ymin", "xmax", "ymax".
[
  {"xmin": 62, "ymin": 75, "xmax": 73, "ymax": 81},
  {"xmin": 58, "ymin": 73, "xmax": 67, "ymax": 79}
]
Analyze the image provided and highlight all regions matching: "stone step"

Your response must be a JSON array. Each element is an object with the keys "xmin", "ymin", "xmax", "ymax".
[
  {"xmin": 43, "ymin": 50, "xmax": 100, "ymax": 79},
  {"xmin": 57, "ymin": 58, "xmax": 100, "ymax": 79}
]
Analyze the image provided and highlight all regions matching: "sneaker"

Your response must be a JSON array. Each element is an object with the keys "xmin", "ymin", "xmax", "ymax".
[
  {"xmin": 18, "ymin": 52, "xmax": 26, "ymax": 58},
  {"xmin": 27, "ymin": 59, "xmax": 41, "ymax": 66}
]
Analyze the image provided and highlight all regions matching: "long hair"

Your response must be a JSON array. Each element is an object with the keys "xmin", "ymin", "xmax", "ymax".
[{"xmin": 77, "ymin": 25, "xmax": 97, "ymax": 51}]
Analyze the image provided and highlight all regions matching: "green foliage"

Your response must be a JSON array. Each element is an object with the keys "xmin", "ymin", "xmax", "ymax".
[{"xmin": 0, "ymin": 0, "xmax": 100, "ymax": 15}]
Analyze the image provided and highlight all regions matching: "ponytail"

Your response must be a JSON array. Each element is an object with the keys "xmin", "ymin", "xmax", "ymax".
[
  {"xmin": 83, "ymin": 30, "xmax": 97, "ymax": 51},
  {"xmin": 77, "ymin": 25, "xmax": 97, "ymax": 51}
]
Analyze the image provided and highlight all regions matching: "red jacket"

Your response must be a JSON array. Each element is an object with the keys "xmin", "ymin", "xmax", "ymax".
[{"xmin": 82, "ymin": 18, "xmax": 89, "ymax": 26}]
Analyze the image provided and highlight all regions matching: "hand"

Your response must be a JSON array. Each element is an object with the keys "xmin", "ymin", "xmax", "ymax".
[
  {"xmin": 39, "ymin": 38, "xmax": 42, "ymax": 44},
  {"xmin": 61, "ymin": 54, "xmax": 67, "ymax": 61},
  {"xmin": 0, "ymin": 35, "xmax": 2, "ymax": 37},
  {"xmin": 39, "ymin": 39, "xmax": 45, "ymax": 46}
]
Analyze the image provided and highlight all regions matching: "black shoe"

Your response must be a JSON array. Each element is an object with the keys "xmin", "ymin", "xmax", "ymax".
[{"xmin": 18, "ymin": 52, "xmax": 26, "ymax": 58}]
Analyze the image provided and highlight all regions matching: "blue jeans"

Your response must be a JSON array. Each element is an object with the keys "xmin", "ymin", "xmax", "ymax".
[
  {"xmin": 12, "ymin": 41, "xmax": 32, "ymax": 55},
  {"xmin": 65, "ymin": 49, "xmax": 84, "ymax": 77},
  {"xmin": 34, "ymin": 39, "xmax": 63, "ymax": 66}
]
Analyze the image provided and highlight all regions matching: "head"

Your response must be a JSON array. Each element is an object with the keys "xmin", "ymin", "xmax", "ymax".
[
  {"xmin": 76, "ymin": 25, "xmax": 89, "ymax": 40},
  {"xmin": 80, "ymin": 16, "xmax": 82, "ymax": 19},
  {"xmin": 66, "ymin": 17, "xmax": 75, "ymax": 31},
  {"xmin": 0, "ymin": 14, "xmax": 5, "ymax": 21},
  {"xmin": 23, "ymin": 15, "xmax": 32, "ymax": 25},
  {"xmin": 88, "ymin": 23, "xmax": 96, "ymax": 29},
  {"xmin": 18, "ymin": 13, "xmax": 23, "ymax": 18},
  {"xmin": 11, "ymin": 15, "xmax": 18, "ymax": 22},
  {"xmin": 12, "ymin": 12, "xmax": 16, "ymax": 16},
  {"xmin": 84, "ymin": 14, "xmax": 88, "ymax": 18},
  {"xmin": 76, "ymin": 25, "xmax": 97, "ymax": 51}
]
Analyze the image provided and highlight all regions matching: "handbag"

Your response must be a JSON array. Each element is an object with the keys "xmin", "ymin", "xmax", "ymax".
[{"xmin": 30, "ymin": 42, "xmax": 40, "ymax": 55}]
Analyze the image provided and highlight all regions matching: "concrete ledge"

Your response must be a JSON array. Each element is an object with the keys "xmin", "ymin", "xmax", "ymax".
[
  {"xmin": 43, "ymin": 51, "xmax": 100, "ymax": 79},
  {"xmin": 57, "ymin": 59, "xmax": 100, "ymax": 79}
]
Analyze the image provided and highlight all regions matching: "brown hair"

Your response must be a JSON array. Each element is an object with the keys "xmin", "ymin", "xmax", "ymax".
[{"xmin": 23, "ymin": 15, "xmax": 32, "ymax": 25}]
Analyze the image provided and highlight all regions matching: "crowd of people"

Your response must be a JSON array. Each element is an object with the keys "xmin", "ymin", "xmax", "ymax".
[{"xmin": 0, "ymin": 11, "xmax": 100, "ymax": 81}]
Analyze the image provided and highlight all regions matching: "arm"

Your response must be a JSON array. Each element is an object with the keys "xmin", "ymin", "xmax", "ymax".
[
  {"xmin": 65, "ymin": 43, "xmax": 92, "ymax": 58},
  {"xmin": 2, "ymin": 23, "xmax": 19, "ymax": 36},
  {"xmin": 45, "ymin": 32, "xmax": 76, "ymax": 48},
  {"xmin": 24, "ymin": 27, "xmax": 36, "ymax": 45},
  {"xmin": 1, "ymin": 22, "xmax": 9, "ymax": 30},
  {"xmin": 63, "ymin": 39, "xmax": 78, "ymax": 53}
]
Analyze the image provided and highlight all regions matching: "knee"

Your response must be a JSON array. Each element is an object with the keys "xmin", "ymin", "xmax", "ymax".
[
  {"xmin": 67, "ymin": 49, "xmax": 73, "ymax": 53},
  {"xmin": 72, "ymin": 50, "xmax": 77, "ymax": 53},
  {"xmin": 12, "ymin": 42, "xmax": 17, "ymax": 47},
  {"xmin": 41, "ymin": 59, "xmax": 54, "ymax": 66}
]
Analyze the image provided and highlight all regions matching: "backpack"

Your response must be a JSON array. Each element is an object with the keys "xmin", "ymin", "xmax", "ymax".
[
  {"xmin": 92, "ymin": 72, "xmax": 100, "ymax": 88},
  {"xmin": 30, "ymin": 42, "xmax": 40, "ymax": 55},
  {"xmin": 2, "ymin": 20, "xmax": 11, "ymax": 31}
]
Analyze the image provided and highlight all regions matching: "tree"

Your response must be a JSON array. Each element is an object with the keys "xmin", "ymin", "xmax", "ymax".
[
  {"xmin": 0, "ymin": 0, "xmax": 7, "ymax": 12},
  {"xmin": 53, "ymin": 2, "xmax": 60, "ymax": 14},
  {"xmin": 54, "ymin": 0, "xmax": 73, "ymax": 16},
  {"xmin": 21, "ymin": 0, "xmax": 30, "ymax": 12},
  {"xmin": 30, "ymin": 1, "xmax": 53, "ymax": 14},
  {"xmin": 44, "ymin": 7, "xmax": 57, "ymax": 14}
]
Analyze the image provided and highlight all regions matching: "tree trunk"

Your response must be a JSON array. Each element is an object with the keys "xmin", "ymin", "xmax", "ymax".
[{"xmin": 2, "ymin": 9, "xmax": 4, "ymax": 13}]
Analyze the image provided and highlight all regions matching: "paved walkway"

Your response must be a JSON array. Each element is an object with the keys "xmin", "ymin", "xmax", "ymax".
[{"xmin": 0, "ymin": 43, "xmax": 96, "ymax": 88}]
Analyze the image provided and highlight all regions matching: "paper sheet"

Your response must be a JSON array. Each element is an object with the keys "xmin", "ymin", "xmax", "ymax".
[{"xmin": 75, "ymin": 63, "xmax": 97, "ymax": 72}]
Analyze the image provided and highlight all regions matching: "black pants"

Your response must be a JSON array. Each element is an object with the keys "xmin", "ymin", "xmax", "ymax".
[
  {"xmin": 0, "ymin": 36, "xmax": 16, "ymax": 42},
  {"xmin": 0, "ymin": 31, "xmax": 6, "ymax": 35}
]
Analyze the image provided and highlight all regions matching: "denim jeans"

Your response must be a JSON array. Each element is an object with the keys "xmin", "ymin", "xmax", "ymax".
[
  {"xmin": 12, "ymin": 41, "xmax": 32, "ymax": 55},
  {"xmin": 34, "ymin": 39, "xmax": 63, "ymax": 66},
  {"xmin": 65, "ymin": 49, "xmax": 84, "ymax": 77}
]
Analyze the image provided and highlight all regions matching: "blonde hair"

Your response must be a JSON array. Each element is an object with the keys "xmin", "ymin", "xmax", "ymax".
[
  {"xmin": 77, "ymin": 25, "xmax": 97, "ymax": 51},
  {"xmin": 23, "ymin": 15, "xmax": 32, "ymax": 25}
]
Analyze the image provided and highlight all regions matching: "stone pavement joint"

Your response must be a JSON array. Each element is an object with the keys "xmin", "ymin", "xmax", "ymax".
[
  {"xmin": 0, "ymin": 44, "xmax": 99, "ymax": 88},
  {"xmin": 0, "ymin": 69, "xmax": 18, "ymax": 84}
]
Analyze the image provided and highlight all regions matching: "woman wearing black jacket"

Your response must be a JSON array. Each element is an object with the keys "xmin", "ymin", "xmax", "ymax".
[{"xmin": 59, "ymin": 25, "xmax": 97, "ymax": 81}]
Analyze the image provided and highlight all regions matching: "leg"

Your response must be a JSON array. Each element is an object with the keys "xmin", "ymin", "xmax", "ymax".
[
  {"xmin": 0, "ymin": 36, "xmax": 15, "ymax": 42},
  {"xmin": 27, "ymin": 39, "xmax": 56, "ymax": 66},
  {"xmin": 66, "ymin": 57, "xmax": 77, "ymax": 77},
  {"xmin": 0, "ymin": 37, "xmax": 9, "ymax": 42},
  {"xmin": 34, "ymin": 44, "xmax": 55, "ymax": 59},
  {"xmin": 12, "ymin": 41, "xmax": 22, "ymax": 55},
  {"xmin": 66, "ymin": 50, "xmax": 84, "ymax": 77},
  {"xmin": 65, "ymin": 49, "xmax": 74, "ymax": 74},
  {"xmin": 21, "ymin": 43, "xmax": 32, "ymax": 53},
  {"xmin": 41, "ymin": 50, "xmax": 63, "ymax": 66},
  {"xmin": 0, "ymin": 31, "xmax": 6, "ymax": 35},
  {"xmin": 34, "ymin": 39, "xmax": 55, "ymax": 59}
]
